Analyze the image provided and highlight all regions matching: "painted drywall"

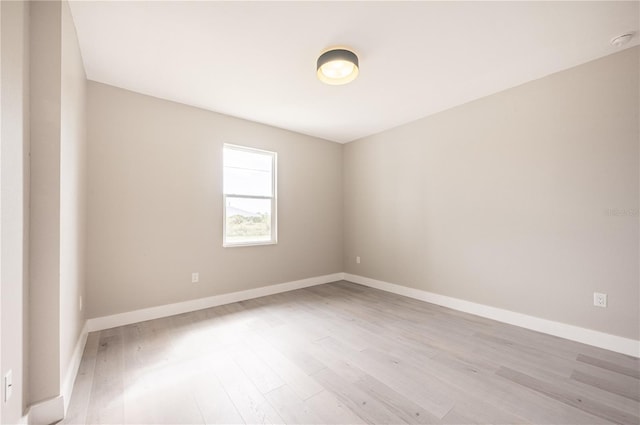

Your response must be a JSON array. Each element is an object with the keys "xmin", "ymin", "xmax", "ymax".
[
  {"xmin": 344, "ymin": 47, "xmax": 639, "ymax": 340},
  {"xmin": 29, "ymin": 0, "xmax": 87, "ymax": 408},
  {"xmin": 59, "ymin": 0, "xmax": 87, "ymax": 400},
  {"xmin": 86, "ymin": 82, "xmax": 343, "ymax": 318},
  {"xmin": 29, "ymin": 0, "xmax": 62, "ymax": 404},
  {"xmin": 1, "ymin": 1, "xmax": 29, "ymax": 422}
]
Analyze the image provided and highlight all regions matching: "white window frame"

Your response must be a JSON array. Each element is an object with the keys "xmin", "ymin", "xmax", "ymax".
[{"xmin": 223, "ymin": 144, "xmax": 277, "ymax": 247}]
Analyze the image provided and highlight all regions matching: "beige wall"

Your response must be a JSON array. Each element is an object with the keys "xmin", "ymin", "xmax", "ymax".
[
  {"xmin": 344, "ymin": 47, "xmax": 639, "ymax": 340},
  {"xmin": 86, "ymin": 82, "xmax": 343, "ymax": 318},
  {"xmin": 1, "ymin": 0, "xmax": 86, "ymax": 420},
  {"xmin": 1, "ymin": 1, "xmax": 30, "ymax": 422},
  {"xmin": 29, "ymin": 0, "xmax": 87, "ymax": 408},
  {"xmin": 59, "ymin": 0, "xmax": 87, "ymax": 400},
  {"xmin": 29, "ymin": 0, "xmax": 62, "ymax": 404}
]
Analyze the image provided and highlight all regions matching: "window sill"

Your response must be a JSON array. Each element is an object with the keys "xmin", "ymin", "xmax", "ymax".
[{"xmin": 223, "ymin": 241, "xmax": 278, "ymax": 248}]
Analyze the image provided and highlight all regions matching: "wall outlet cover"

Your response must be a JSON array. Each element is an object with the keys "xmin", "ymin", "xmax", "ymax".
[{"xmin": 593, "ymin": 292, "xmax": 607, "ymax": 308}]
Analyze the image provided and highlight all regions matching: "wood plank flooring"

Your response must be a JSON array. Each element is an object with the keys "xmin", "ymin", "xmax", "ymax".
[{"xmin": 62, "ymin": 281, "xmax": 640, "ymax": 424}]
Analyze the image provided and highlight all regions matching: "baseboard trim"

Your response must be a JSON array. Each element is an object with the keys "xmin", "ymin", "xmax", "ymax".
[
  {"xmin": 27, "ymin": 396, "xmax": 64, "ymax": 425},
  {"xmin": 24, "ymin": 324, "xmax": 89, "ymax": 424},
  {"xmin": 87, "ymin": 273, "xmax": 345, "ymax": 332},
  {"xmin": 344, "ymin": 273, "xmax": 640, "ymax": 358},
  {"xmin": 62, "ymin": 320, "xmax": 88, "ymax": 413},
  {"xmin": 85, "ymin": 271, "xmax": 638, "ymax": 357}
]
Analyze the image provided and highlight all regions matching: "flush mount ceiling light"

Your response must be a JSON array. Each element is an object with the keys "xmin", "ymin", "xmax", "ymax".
[
  {"xmin": 317, "ymin": 48, "xmax": 359, "ymax": 85},
  {"xmin": 610, "ymin": 32, "xmax": 634, "ymax": 47}
]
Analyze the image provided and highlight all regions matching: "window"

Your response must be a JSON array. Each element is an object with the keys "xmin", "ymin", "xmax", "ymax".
[{"xmin": 223, "ymin": 144, "xmax": 277, "ymax": 246}]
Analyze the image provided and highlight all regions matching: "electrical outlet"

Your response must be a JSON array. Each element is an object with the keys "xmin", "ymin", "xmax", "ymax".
[
  {"xmin": 593, "ymin": 292, "xmax": 607, "ymax": 308},
  {"xmin": 79, "ymin": 295, "xmax": 83, "ymax": 311},
  {"xmin": 4, "ymin": 370, "xmax": 12, "ymax": 403},
  {"xmin": 356, "ymin": 256, "xmax": 361, "ymax": 264},
  {"xmin": 191, "ymin": 272, "xmax": 199, "ymax": 283}
]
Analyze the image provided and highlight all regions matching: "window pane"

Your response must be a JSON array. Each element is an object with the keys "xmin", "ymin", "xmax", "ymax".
[
  {"xmin": 225, "ymin": 197, "xmax": 272, "ymax": 244},
  {"xmin": 224, "ymin": 148, "xmax": 272, "ymax": 171},
  {"xmin": 224, "ymin": 147, "xmax": 273, "ymax": 196},
  {"xmin": 223, "ymin": 167, "xmax": 272, "ymax": 196}
]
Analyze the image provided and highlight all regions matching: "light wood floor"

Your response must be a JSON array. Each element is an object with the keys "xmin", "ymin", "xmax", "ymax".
[{"xmin": 62, "ymin": 281, "xmax": 640, "ymax": 424}]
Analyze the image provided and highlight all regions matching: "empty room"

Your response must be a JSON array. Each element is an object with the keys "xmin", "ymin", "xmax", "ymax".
[{"xmin": 1, "ymin": 1, "xmax": 639, "ymax": 424}]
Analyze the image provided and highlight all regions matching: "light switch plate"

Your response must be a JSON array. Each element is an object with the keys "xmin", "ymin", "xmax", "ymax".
[{"xmin": 4, "ymin": 370, "xmax": 12, "ymax": 403}]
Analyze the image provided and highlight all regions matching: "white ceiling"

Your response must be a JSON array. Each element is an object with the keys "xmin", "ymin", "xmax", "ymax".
[{"xmin": 69, "ymin": 1, "xmax": 639, "ymax": 143}]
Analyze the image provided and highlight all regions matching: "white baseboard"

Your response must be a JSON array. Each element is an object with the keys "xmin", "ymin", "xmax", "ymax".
[
  {"xmin": 27, "ymin": 396, "xmax": 64, "ymax": 425},
  {"xmin": 26, "ymin": 322, "xmax": 90, "ymax": 424},
  {"xmin": 87, "ymin": 273, "xmax": 345, "ymax": 332},
  {"xmin": 84, "ymin": 271, "xmax": 638, "ymax": 357},
  {"xmin": 62, "ymin": 320, "xmax": 89, "ymax": 413},
  {"xmin": 344, "ymin": 273, "xmax": 640, "ymax": 358}
]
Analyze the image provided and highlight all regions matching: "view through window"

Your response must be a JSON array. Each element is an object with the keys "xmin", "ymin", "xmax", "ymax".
[{"xmin": 223, "ymin": 144, "xmax": 277, "ymax": 246}]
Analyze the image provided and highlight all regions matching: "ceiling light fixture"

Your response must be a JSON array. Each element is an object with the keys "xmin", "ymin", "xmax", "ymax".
[
  {"xmin": 610, "ymin": 32, "xmax": 634, "ymax": 47},
  {"xmin": 317, "ymin": 48, "xmax": 359, "ymax": 85}
]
